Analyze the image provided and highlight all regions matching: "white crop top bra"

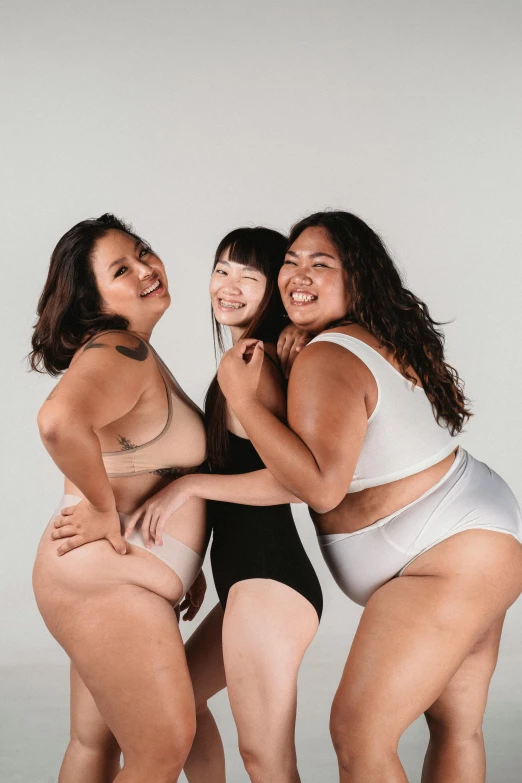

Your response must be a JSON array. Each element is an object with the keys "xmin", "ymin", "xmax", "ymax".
[{"xmin": 309, "ymin": 333, "xmax": 458, "ymax": 493}]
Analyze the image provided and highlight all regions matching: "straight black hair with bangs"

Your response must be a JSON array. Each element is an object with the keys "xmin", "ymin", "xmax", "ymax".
[{"xmin": 205, "ymin": 227, "xmax": 288, "ymax": 469}]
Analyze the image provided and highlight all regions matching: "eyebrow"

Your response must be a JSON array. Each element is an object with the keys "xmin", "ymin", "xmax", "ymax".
[
  {"xmin": 107, "ymin": 239, "xmax": 142, "ymax": 271},
  {"xmin": 285, "ymin": 250, "xmax": 337, "ymax": 260},
  {"xmin": 216, "ymin": 259, "xmax": 260, "ymax": 273}
]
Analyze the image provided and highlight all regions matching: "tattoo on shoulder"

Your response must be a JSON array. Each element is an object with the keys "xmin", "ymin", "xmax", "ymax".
[
  {"xmin": 82, "ymin": 333, "xmax": 148, "ymax": 362},
  {"xmin": 83, "ymin": 338, "xmax": 108, "ymax": 352},
  {"xmin": 115, "ymin": 337, "xmax": 148, "ymax": 362},
  {"xmin": 118, "ymin": 435, "xmax": 137, "ymax": 451}
]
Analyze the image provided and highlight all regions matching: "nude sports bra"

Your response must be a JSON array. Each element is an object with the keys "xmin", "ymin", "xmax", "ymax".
[
  {"xmin": 308, "ymin": 333, "xmax": 457, "ymax": 493},
  {"xmin": 102, "ymin": 341, "xmax": 206, "ymax": 479}
]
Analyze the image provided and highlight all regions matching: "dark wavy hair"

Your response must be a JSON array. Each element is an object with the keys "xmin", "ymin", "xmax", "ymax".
[
  {"xmin": 288, "ymin": 211, "xmax": 471, "ymax": 434},
  {"xmin": 204, "ymin": 227, "xmax": 288, "ymax": 469},
  {"xmin": 29, "ymin": 213, "xmax": 148, "ymax": 376}
]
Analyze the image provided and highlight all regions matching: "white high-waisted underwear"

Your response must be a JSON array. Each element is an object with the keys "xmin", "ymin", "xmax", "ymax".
[
  {"xmin": 318, "ymin": 448, "xmax": 522, "ymax": 606},
  {"xmin": 54, "ymin": 495, "xmax": 203, "ymax": 603}
]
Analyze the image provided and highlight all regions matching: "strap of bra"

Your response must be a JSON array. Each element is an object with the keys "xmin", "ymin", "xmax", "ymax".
[{"xmin": 149, "ymin": 346, "xmax": 204, "ymax": 418}]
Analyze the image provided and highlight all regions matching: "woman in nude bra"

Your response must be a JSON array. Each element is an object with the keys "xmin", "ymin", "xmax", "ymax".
[{"xmin": 31, "ymin": 214, "xmax": 208, "ymax": 783}]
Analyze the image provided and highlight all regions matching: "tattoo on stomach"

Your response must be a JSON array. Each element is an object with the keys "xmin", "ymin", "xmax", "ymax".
[{"xmin": 118, "ymin": 435, "xmax": 137, "ymax": 451}]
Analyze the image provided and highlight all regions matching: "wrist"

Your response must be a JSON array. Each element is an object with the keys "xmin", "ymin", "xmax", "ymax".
[
  {"xmin": 232, "ymin": 396, "xmax": 260, "ymax": 415},
  {"xmin": 88, "ymin": 498, "xmax": 117, "ymax": 514},
  {"xmin": 176, "ymin": 473, "xmax": 198, "ymax": 499}
]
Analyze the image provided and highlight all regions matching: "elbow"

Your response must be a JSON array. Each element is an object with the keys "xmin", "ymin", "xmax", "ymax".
[
  {"xmin": 303, "ymin": 485, "xmax": 345, "ymax": 515},
  {"xmin": 37, "ymin": 406, "xmax": 77, "ymax": 445},
  {"xmin": 37, "ymin": 408, "xmax": 60, "ymax": 444}
]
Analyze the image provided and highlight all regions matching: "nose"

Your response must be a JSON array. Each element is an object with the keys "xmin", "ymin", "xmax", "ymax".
[
  {"xmin": 220, "ymin": 280, "xmax": 242, "ymax": 295},
  {"xmin": 138, "ymin": 263, "xmax": 153, "ymax": 279},
  {"xmin": 290, "ymin": 267, "xmax": 313, "ymax": 286}
]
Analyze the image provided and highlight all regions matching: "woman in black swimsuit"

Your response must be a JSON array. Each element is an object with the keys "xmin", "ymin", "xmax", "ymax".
[{"xmin": 130, "ymin": 227, "xmax": 322, "ymax": 783}]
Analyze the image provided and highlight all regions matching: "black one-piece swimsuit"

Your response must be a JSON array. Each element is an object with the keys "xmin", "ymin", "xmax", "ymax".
[{"xmin": 209, "ymin": 432, "xmax": 323, "ymax": 620}]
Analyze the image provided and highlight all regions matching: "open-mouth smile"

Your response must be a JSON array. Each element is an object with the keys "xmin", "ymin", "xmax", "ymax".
[
  {"xmin": 289, "ymin": 291, "xmax": 318, "ymax": 305},
  {"xmin": 140, "ymin": 278, "xmax": 164, "ymax": 297},
  {"xmin": 218, "ymin": 298, "xmax": 245, "ymax": 310}
]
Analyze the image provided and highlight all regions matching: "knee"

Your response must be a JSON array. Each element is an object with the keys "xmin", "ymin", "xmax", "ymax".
[
  {"xmin": 193, "ymin": 700, "xmax": 217, "ymax": 738},
  {"xmin": 195, "ymin": 699, "xmax": 211, "ymax": 721},
  {"xmin": 239, "ymin": 740, "xmax": 295, "ymax": 781},
  {"xmin": 70, "ymin": 723, "xmax": 120, "ymax": 758},
  {"xmin": 127, "ymin": 730, "xmax": 196, "ymax": 783},
  {"xmin": 330, "ymin": 700, "xmax": 399, "ymax": 772},
  {"xmin": 425, "ymin": 706, "xmax": 484, "ymax": 745}
]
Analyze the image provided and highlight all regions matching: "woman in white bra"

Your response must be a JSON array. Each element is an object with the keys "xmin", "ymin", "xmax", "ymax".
[
  {"xmin": 217, "ymin": 210, "xmax": 522, "ymax": 783},
  {"xmin": 31, "ymin": 214, "xmax": 208, "ymax": 782}
]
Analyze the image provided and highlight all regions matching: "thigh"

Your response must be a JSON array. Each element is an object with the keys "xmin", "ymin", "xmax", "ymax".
[
  {"xmin": 70, "ymin": 664, "xmax": 118, "ymax": 751},
  {"xmin": 332, "ymin": 531, "xmax": 522, "ymax": 741},
  {"xmin": 49, "ymin": 584, "xmax": 196, "ymax": 762},
  {"xmin": 185, "ymin": 602, "xmax": 226, "ymax": 706},
  {"xmin": 222, "ymin": 579, "xmax": 318, "ymax": 749}
]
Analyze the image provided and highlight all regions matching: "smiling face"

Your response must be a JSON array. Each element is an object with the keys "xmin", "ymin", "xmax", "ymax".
[
  {"xmin": 209, "ymin": 247, "xmax": 267, "ymax": 342},
  {"xmin": 90, "ymin": 229, "xmax": 170, "ymax": 335},
  {"xmin": 278, "ymin": 226, "xmax": 351, "ymax": 333}
]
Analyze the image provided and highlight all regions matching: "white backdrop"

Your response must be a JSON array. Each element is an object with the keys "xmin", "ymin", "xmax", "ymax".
[{"xmin": 1, "ymin": 1, "xmax": 521, "ymax": 780}]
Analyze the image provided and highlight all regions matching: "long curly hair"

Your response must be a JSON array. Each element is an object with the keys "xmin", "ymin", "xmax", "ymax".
[
  {"xmin": 204, "ymin": 227, "xmax": 288, "ymax": 469},
  {"xmin": 288, "ymin": 211, "xmax": 471, "ymax": 434},
  {"xmin": 29, "ymin": 213, "xmax": 147, "ymax": 376}
]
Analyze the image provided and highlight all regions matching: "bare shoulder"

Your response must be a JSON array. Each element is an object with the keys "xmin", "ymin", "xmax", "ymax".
[
  {"xmin": 62, "ymin": 330, "xmax": 153, "ymax": 395},
  {"xmin": 77, "ymin": 330, "xmax": 151, "ymax": 363},
  {"xmin": 291, "ymin": 333, "xmax": 375, "ymax": 391}
]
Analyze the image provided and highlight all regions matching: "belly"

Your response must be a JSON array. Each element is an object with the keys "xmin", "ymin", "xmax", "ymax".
[{"xmin": 314, "ymin": 450, "xmax": 458, "ymax": 535}]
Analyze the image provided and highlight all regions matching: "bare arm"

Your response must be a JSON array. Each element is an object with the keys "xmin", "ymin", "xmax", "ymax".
[
  {"xmin": 127, "ymin": 347, "xmax": 301, "ymax": 546},
  {"xmin": 38, "ymin": 331, "xmax": 150, "ymax": 552},
  {"xmin": 180, "ymin": 470, "xmax": 302, "ymax": 506},
  {"xmin": 217, "ymin": 338, "xmax": 370, "ymax": 513},
  {"xmin": 220, "ymin": 344, "xmax": 299, "ymax": 506}
]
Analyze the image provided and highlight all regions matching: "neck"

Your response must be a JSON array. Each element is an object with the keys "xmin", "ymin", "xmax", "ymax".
[
  {"xmin": 229, "ymin": 325, "xmax": 246, "ymax": 345},
  {"xmin": 128, "ymin": 323, "xmax": 154, "ymax": 343}
]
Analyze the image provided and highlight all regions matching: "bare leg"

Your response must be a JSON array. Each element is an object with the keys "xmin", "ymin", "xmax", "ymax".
[
  {"xmin": 59, "ymin": 664, "xmax": 120, "ymax": 783},
  {"xmin": 184, "ymin": 602, "xmax": 227, "ymax": 783},
  {"xmin": 421, "ymin": 614, "xmax": 505, "ymax": 783},
  {"xmin": 33, "ymin": 537, "xmax": 197, "ymax": 783},
  {"xmin": 329, "ymin": 531, "xmax": 522, "ymax": 783},
  {"xmin": 223, "ymin": 579, "xmax": 319, "ymax": 783}
]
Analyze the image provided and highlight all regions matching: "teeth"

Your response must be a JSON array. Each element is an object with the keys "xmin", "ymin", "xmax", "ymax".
[
  {"xmin": 291, "ymin": 292, "xmax": 317, "ymax": 302},
  {"xmin": 141, "ymin": 279, "xmax": 160, "ymax": 296},
  {"xmin": 219, "ymin": 299, "xmax": 244, "ymax": 309}
]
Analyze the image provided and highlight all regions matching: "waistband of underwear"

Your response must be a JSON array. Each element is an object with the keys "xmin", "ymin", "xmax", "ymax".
[{"xmin": 318, "ymin": 447, "xmax": 468, "ymax": 545}]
